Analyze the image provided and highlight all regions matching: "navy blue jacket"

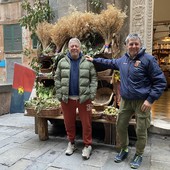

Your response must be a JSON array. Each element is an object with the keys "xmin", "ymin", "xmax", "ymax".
[{"xmin": 93, "ymin": 48, "xmax": 167, "ymax": 104}]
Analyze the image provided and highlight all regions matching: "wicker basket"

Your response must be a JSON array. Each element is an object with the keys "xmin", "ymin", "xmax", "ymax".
[
  {"xmin": 103, "ymin": 114, "xmax": 117, "ymax": 122},
  {"xmin": 97, "ymin": 76, "xmax": 113, "ymax": 84},
  {"xmin": 40, "ymin": 68, "xmax": 52, "ymax": 73},
  {"xmin": 26, "ymin": 107, "xmax": 61, "ymax": 117},
  {"xmin": 92, "ymin": 109, "xmax": 102, "ymax": 120},
  {"xmin": 38, "ymin": 107, "xmax": 61, "ymax": 117},
  {"xmin": 92, "ymin": 113, "xmax": 102, "ymax": 120},
  {"xmin": 97, "ymin": 69, "xmax": 112, "ymax": 77},
  {"xmin": 76, "ymin": 111, "xmax": 102, "ymax": 120},
  {"xmin": 92, "ymin": 87, "xmax": 114, "ymax": 111},
  {"xmin": 26, "ymin": 108, "xmax": 36, "ymax": 116}
]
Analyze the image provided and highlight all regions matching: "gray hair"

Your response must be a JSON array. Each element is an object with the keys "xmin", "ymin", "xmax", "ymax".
[
  {"xmin": 124, "ymin": 33, "xmax": 142, "ymax": 45},
  {"xmin": 68, "ymin": 37, "xmax": 81, "ymax": 47}
]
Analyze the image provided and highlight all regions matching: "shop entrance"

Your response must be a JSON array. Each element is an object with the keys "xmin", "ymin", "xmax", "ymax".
[{"xmin": 152, "ymin": 0, "xmax": 170, "ymax": 127}]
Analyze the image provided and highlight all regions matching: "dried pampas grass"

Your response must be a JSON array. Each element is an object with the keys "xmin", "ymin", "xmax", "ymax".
[
  {"xmin": 37, "ymin": 4, "xmax": 126, "ymax": 54},
  {"xmin": 50, "ymin": 15, "xmax": 71, "ymax": 52},
  {"xmin": 67, "ymin": 11, "xmax": 94, "ymax": 39},
  {"xmin": 92, "ymin": 4, "xmax": 127, "ymax": 51},
  {"xmin": 51, "ymin": 11, "xmax": 94, "ymax": 52},
  {"xmin": 35, "ymin": 22, "xmax": 53, "ymax": 50}
]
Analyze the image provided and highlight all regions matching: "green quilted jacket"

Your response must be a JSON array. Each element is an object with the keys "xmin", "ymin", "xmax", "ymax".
[{"xmin": 54, "ymin": 55, "xmax": 98, "ymax": 104}]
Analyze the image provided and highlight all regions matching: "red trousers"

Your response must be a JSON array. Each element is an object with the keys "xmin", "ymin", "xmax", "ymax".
[{"xmin": 61, "ymin": 99, "xmax": 93, "ymax": 146}]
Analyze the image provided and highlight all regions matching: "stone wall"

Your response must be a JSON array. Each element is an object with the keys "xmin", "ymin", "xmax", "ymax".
[
  {"xmin": 0, "ymin": 1, "xmax": 33, "ymax": 83},
  {"xmin": 0, "ymin": 1, "xmax": 21, "ymax": 24},
  {"xmin": 114, "ymin": 0, "xmax": 130, "ymax": 55},
  {"xmin": 0, "ymin": 84, "xmax": 12, "ymax": 115},
  {"xmin": 49, "ymin": 0, "xmax": 87, "ymax": 21}
]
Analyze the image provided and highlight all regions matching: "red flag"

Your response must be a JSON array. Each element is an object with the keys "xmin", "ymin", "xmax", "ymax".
[
  {"xmin": 12, "ymin": 63, "xmax": 36, "ymax": 92},
  {"xmin": 10, "ymin": 63, "xmax": 36, "ymax": 113}
]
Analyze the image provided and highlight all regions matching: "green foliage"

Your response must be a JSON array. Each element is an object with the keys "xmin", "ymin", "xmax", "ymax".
[
  {"xmin": 29, "ymin": 57, "xmax": 40, "ymax": 74},
  {"xmin": 103, "ymin": 106, "xmax": 118, "ymax": 115},
  {"xmin": 89, "ymin": 0, "xmax": 103, "ymax": 13},
  {"xmin": 19, "ymin": 0, "xmax": 54, "ymax": 33},
  {"xmin": 41, "ymin": 43, "xmax": 54, "ymax": 55},
  {"xmin": 23, "ymin": 47, "xmax": 33, "ymax": 56},
  {"xmin": 25, "ymin": 83, "xmax": 59, "ymax": 113},
  {"xmin": 36, "ymin": 82, "xmax": 55, "ymax": 99},
  {"xmin": 52, "ymin": 51, "xmax": 67, "ymax": 71},
  {"xmin": 81, "ymin": 32, "xmax": 104, "ymax": 56},
  {"xmin": 25, "ymin": 97, "xmax": 60, "ymax": 113},
  {"xmin": 90, "ymin": 0, "xmax": 103, "ymax": 9},
  {"xmin": 81, "ymin": 43, "xmax": 102, "ymax": 56}
]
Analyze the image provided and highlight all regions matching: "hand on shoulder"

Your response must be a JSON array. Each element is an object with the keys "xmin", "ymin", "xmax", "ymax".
[{"xmin": 85, "ymin": 55, "xmax": 93, "ymax": 62}]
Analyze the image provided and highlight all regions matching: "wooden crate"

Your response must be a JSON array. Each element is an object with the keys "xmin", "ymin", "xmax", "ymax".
[{"xmin": 26, "ymin": 107, "xmax": 61, "ymax": 117}]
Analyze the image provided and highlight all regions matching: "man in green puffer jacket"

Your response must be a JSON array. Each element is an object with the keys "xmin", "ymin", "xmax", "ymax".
[{"xmin": 54, "ymin": 38, "xmax": 97, "ymax": 160}]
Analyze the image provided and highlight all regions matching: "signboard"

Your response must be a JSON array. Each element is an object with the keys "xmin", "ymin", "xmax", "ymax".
[{"xmin": 0, "ymin": 60, "xmax": 5, "ymax": 67}]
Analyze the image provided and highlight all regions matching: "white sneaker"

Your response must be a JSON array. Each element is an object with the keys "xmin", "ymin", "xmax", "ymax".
[
  {"xmin": 65, "ymin": 142, "xmax": 76, "ymax": 156},
  {"xmin": 82, "ymin": 145, "xmax": 92, "ymax": 160}
]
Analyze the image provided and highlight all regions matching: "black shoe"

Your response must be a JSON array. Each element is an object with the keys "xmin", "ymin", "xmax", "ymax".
[
  {"xmin": 130, "ymin": 154, "xmax": 143, "ymax": 169},
  {"xmin": 114, "ymin": 148, "xmax": 128, "ymax": 163}
]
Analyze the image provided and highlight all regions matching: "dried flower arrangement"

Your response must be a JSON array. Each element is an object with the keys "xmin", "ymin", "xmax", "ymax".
[
  {"xmin": 50, "ymin": 11, "xmax": 95, "ymax": 53},
  {"xmin": 35, "ymin": 22, "xmax": 54, "ymax": 55},
  {"xmin": 92, "ymin": 4, "xmax": 127, "ymax": 53},
  {"xmin": 35, "ymin": 3, "xmax": 126, "ymax": 56},
  {"xmin": 50, "ymin": 15, "xmax": 71, "ymax": 52},
  {"xmin": 67, "ymin": 11, "xmax": 94, "ymax": 40}
]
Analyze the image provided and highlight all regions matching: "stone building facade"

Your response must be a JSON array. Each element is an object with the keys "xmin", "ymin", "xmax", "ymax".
[{"xmin": 0, "ymin": 0, "xmax": 154, "ymax": 83}]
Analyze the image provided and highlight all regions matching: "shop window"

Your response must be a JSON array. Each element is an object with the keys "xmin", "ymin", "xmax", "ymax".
[{"xmin": 3, "ymin": 24, "xmax": 22, "ymax": 53}]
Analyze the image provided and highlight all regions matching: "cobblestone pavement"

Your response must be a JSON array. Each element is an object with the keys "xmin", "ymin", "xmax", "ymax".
[{"xmin": 0, "ymin": 113, "xmax": 169, "ymax": 170}]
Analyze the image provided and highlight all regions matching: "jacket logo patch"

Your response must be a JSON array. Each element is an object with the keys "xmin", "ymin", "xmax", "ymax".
[{"xmin": 134, "ymin": 60, "xmax": 141, "ymax": 67}]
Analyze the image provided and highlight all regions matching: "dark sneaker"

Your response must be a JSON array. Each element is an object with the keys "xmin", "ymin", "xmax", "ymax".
[
  {"xmin": 114, "ymin": 148, "xmax": 129, "ymax": 163},
  {"xmin": 130, "ymin": 154, "xmax": 143, "ymax": 169}
]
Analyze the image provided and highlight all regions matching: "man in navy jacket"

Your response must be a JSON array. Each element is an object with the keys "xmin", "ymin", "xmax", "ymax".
[{"xmin": 86, "ymin": 33, "xmax": 167, "ymax": 169}]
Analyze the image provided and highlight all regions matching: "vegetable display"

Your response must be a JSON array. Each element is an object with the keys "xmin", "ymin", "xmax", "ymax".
[
  {"xmin": 103, "ymin": 106, "xmax": 118, "ymax": 116},
  {"xmin": 25, "ymin": 83, "xmax": 60, "ymax": 113}
]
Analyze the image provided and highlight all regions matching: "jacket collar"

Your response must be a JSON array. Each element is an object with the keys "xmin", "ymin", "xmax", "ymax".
[
  {"xmin": 67, "ymin": 51, "xmax": 83, "ymax": 60},
  {"xmin": 125, "ymin": 47, "xmax": 146, "ymax": 60}
]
